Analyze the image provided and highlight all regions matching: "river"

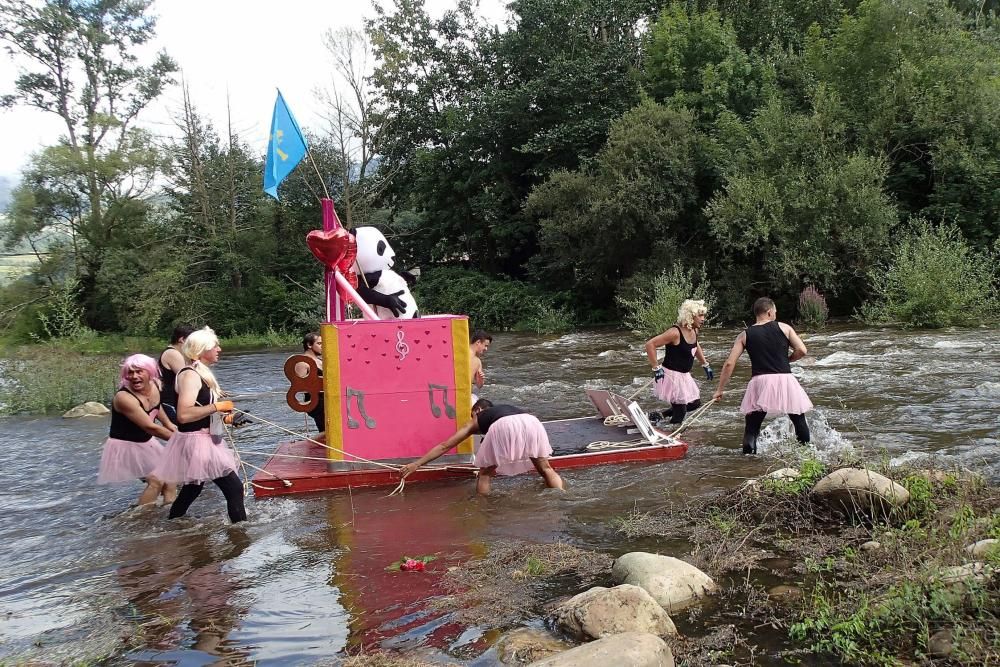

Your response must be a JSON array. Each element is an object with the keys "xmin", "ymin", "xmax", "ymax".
[{"xmin": 0, "ymin": 325, "xmax": 998, "ymax": 665}]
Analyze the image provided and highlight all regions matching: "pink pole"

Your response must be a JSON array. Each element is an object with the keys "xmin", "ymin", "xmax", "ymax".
[{"xmin": 321, "ymin": 199, "xmax": 347, "ymax": 321}]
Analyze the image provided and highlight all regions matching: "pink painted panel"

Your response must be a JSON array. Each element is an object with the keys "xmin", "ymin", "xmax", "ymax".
[{"xmin": 334, "ymin": 315, "xmax": 467, "ymax": 460}]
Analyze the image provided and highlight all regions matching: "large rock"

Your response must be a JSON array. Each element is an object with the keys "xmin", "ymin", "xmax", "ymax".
[
  {"xmin": 966, "ymin": 539, "xmax": 999, "ymax": 558},
  {"xmin": 611, "ymin": 552, "xmax": 717, "ymax": 612},
  {"xmin": 812, "ymin": 468, "xmax": 909, "ymax": 513},
  {"xmin": 551, "ymin": 585, "xmax": 677, "ymax": 640},
  {"xmin": 62, "ymin": 401, "xmax": 110, "ymax": 418},
  {"xmin": 527, "ymin": 632, "xmax": 674, "ymax": 667},
  {"xmin": 496, "ymin": 627, "xmax": 571, "ymax": 665}
]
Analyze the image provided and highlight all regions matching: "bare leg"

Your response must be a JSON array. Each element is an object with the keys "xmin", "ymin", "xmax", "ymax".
[
  {"xmin": 531, "ymin": 457, "xmax": 564, "ymax": 490},
  {"xmin": 476, "ymin": 466, "xmax": 496, "ymax": 496},
  {"xmin": 137, "ymin": 476, "xmax": 164, "ymax": 505},
  {"xmin": 161, "ymin": 483, "xmax": 177, "ymax": 504}
]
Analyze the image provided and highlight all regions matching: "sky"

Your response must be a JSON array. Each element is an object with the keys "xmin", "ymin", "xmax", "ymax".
[{"xmin": 0, "ymin": 0, "xmax": 508, "ymax": 186}]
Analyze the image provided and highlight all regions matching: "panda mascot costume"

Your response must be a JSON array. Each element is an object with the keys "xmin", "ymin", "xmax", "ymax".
[{"xmin": 350, "ymin": 226, "xmax": 419, "ymax": 319}]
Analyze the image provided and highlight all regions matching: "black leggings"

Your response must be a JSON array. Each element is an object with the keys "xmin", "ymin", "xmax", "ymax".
[
  {"xmin": 665, "ymin": 399, "xmax": 702, "ymax": 424},
  {"xmin": 742, "ymin": 411, "xmax": 809, "ymax": 454},
  {"xmin": 168, "ymin": 471, "xmax": 247, "ymax": 523}
]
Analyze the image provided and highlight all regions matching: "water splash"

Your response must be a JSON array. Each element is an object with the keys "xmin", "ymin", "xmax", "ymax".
[{"xmin": 755, "ymin": 410, "xmax": 856, "ymax": 463}]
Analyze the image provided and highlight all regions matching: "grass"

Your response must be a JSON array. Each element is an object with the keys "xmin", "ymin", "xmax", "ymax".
[
  {"xmin": 434, "ymin": 541, "xmax": 612, "ymax": 627},
  {"xmin": 612, "ymin": 460, "xmax": 999, "ymax": 666},
  {"xmin": 0, "ymin": 345, "xmax": 119, "ymax": 416}
]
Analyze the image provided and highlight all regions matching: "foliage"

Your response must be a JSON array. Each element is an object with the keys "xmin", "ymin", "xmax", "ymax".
[
  {"xmin": 860, "ymin": 221, "xmax": 999, "ymax": 327},
  {"xmin": 764, "ymin": 457, "xmax": 828, "ymax": 495},
  {"xmin": 412, "ymin": 267, "xmax": 573, "ymax": 333},
  {"xmin": 0, "ymin": 346, "xmax": 118, "ymax": 415},
  {"xmin": 797, "ymin": 285, "xmax": 830, "ymax": 329},
  {"xmin": 616, "ymin": 262, "xmax": 715, "ymax": 338}
]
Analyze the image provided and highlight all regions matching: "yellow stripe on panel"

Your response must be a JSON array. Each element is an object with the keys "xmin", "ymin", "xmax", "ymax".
[
  {"xmin": 451, "ymin": 318, "xmax": 473, "ymax": 455},
  {"xmin": 321, "ymin": 322, "xmax": 344, "ymax": 461}
]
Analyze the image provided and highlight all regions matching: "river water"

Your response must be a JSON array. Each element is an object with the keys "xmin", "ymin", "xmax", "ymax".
[{"xmin": 1, "ymin": 325, "xmax": 998, "ymax": 665}]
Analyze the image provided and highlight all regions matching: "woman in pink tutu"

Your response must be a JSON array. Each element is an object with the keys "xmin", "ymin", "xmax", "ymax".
[
  {"xmin": 399, "ymin": 399, "xmax": 564, "ymax": 495},
  {"xmin": 154, "ymin": 326, "xmax": 246, "ymax": 523},
  {"xmin": 713, "ymin": 297, "xmax": 813, "ymax": 454},
  {"xmin": 97, "ymin": 354, "xmax": 178, "ymax": 505},
  {"xmin": 644, "ymin": 299, "xmax": 713, "ymax": 424}
]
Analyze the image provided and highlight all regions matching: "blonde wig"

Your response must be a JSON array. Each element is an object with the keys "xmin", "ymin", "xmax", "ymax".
[
  {"xmin": 180, "ymin": 326, "xmax": 222, "ymax": 395},
  {"xmin": 677, "ymin": 299, "xmax": 708, "ymax": 328}
]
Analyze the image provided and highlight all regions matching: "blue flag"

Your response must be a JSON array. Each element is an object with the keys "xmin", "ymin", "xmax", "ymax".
[{"xmin": 263, "ymin": 90, "xmax": 308, "ymax": 199}]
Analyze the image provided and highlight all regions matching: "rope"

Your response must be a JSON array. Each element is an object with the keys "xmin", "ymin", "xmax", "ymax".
[
  {"xmin": 666, "ymin": 398, "xmax": 717, "ymax": 438},
  {"xmin": 627, "ymin": 378, "xmax": 654, "ymax": 401},
  {"xmin": 603, "ymin": 414, "xmax": 630, "ymax": 427},
  {"xmin": 223, "ymin": 424, "xmax": 259, "ymax": 494},
  {"xmin": 585, "ymin": 439, "xmax": 646, "ymax": 451},
  {"xmin": 231, "ymin": 408, "xmax": 402, "ymax": 472}
]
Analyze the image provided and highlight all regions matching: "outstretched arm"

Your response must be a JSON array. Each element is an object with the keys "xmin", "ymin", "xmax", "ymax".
[
  {"xmin": 713, "ymin": 332, "xmax": 746, "ymax": 401},
  {"xmin": 400, "ymin": 419, "xmax": 480, "ymax": 477}
]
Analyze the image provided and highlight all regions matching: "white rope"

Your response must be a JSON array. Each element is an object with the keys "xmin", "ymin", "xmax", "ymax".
[
  {"xmin": 666, "ymin": 398, "xmax": 717, "ymax": 438},
  {"xmin": 585, "ymin": 439, "xmax": 646, "ymax": 451},
  {"xmin": 232, "ymin": 408, "xmax": 402, "ymax": 472},
  {"xmin": 603, "ymin": 414, "xmax": 630, "ymax": 427}
]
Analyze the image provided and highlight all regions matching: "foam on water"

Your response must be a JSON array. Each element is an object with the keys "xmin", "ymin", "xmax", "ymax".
[
  {"xmin": 755, "ymin": 410, "xmax": 856, "ymax": 463},
  {"xmin": 815, "ymin": 351, "xmax": 866, "ymax": 366}
]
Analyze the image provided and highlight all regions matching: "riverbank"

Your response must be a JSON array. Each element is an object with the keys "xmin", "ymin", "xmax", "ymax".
[
  {"xmin": 0, "ymin": 330, "xmax": 299, "ymax": 415},
  {"xmin": 344, "ymin": 455, "xmax": 999, "ymax": 667}
]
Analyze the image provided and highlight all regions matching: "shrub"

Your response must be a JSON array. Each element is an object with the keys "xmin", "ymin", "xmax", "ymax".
[
  {"xmin": 412, "ymin": 267, "xmax": 574, "ymax": 333},
  {"xmin": 798, "ymin": 285, "xmax": 829, "ymax": 329},
  {"xmin": 0, "ymin": 345, "xmax": 118, "ymax": 415},
  {"xmin": 616, "ymin": 262, "xmax": 714, "ymax": 338},
  {"xmin": 860, "ymin": 221, "xmax": 999, "ymax": 328}
]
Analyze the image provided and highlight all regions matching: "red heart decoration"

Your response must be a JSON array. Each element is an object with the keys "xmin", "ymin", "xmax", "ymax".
[{"xmin": 306, "ymin": 228, "xmax": 354, "ymax": 268}]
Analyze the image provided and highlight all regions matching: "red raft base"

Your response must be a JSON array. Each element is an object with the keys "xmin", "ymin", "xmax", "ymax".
[{"xmin": 251, "ymin": 416, "xmax": 688, "ymax": 497}]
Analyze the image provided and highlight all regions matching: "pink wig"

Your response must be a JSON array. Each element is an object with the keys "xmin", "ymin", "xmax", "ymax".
[{"xmin": 119, "ymin": 353, "xmax": 161, "ymax": 389}]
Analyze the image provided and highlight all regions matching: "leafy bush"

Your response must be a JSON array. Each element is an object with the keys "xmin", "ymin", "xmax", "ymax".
[
  {"xmin": 798, "ymin": 285, "xmax": 829, "ymax": 329},
  {"xmin": 412, "ymin": 267, "xmax": 574, "ymax": 333},
  {"xmin": 616, "ymin": 262, "xmax": 714, "ymax": 338},
  {"xmin": 32, "ymin": 279, "xmax": 97, "ymax": 343},
  {"xmin": 0, "ymin": 346, "xmax": 118, "ymax": 415},
  {"xmin": 860, "ymin": 221, "xmax": 999, "ymax": 327}
]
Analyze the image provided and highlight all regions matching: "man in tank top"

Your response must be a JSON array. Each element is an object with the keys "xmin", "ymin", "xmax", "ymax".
[
  {"xmin": 158, "ymin": 324, "xmax": 195, "ymax": 422},
  {"xmin": 713, "ymin": 297, "xmax": 813, "ymax": 454}
]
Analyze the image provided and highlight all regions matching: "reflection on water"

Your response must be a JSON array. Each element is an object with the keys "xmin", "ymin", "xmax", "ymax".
[{"xmin": 0, "ymin": 325, "xmax": 998, "ymax": 664}]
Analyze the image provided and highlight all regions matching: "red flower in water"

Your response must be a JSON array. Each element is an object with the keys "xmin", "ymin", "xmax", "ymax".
[{"xmin": 386, "ymin": 554, "xmax": 435, "ymax": 572}]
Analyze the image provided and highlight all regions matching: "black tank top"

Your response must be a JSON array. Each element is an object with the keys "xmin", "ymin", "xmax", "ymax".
[
  {"xmin": 662, "ymin": 325, "xmax": 697, "ymax": 373},
  {"xmin": 158, "ymin": 348, "xmax": 179, "ymax": 406},
  {"xmin": 176, "ymin": 367, "xmax": 213, "ymax": 431},
  {"xmin": 109, "ymin": 388, "xmax": 160, "ymax": 442},
  {"xmin": 745, "ymin": 321, "xmax": 792, "ymax": 376},
  {"xmin": 476, "ymin": 405, "xmax": 526, "ymax": 435}
]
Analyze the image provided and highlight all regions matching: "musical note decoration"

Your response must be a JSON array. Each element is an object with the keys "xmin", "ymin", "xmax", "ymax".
[
  {"xmin": 427, "ymin": 383, "xmax": 456, "ymax": 419},
  {"xmin": 395, "ymin": 329, "xmax": 410, "ymax": 361},
  {"xmin": 346, "ymin": 387, "xmax": 376, "ymax": 429}
]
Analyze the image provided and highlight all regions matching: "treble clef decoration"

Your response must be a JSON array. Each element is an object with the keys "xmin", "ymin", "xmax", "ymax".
[{"xmin": 395, "ymin": 329, "xmax": 410, "ymax": 361}]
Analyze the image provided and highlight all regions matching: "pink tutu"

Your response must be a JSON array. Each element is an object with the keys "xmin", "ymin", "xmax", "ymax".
[
  {"xmin": 476, "ymin": 414, "xmax": 553, "ymax": 476},
  {"xmin": 740, "ymin": 374, "xmax": 814, "ymax": 415},
  {"xmin": 652, "ymin": 368, "xmax": 701, "ymax": 405},
  {"xmin": 97, "ymin": 437, "xmax": 166, "ymax": 484},
  {"xmin": 152, "ymin": 430, "xmax": 238, "ymax": 484}
]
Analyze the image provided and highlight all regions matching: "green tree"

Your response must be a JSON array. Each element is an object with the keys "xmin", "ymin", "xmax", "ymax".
[
  {"xmin": 0, "ymin": 0, "xmax": 176, "ymax": 328},
  {"xmin": 706, "ymin": 94, "xmax": 899, "ymax": 310},
  {"xmin": 805, "ymin": 0, "xmax": 1000, "ymax": 247}
]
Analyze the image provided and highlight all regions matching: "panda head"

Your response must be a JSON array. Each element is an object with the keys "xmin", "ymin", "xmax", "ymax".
[{"xmin": 351, "ymin": 226, "xmax": 396, "ymax": 273}]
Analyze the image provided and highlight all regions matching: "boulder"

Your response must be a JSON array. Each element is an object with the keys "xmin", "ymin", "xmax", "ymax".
[
  {"xmin": 861, "ymin": 541, "xmax": 881, "ymax": 552},
  {"xmin": 551, "ymin": 585, "xmax": 677, "ymax": 640},
  {"xmin": 527, "ymin": 632, "xmax": 674, "ymax": 667},
  {"xmin": 62, "ymin": 401, "xmax": 110, "ymax": 418},
  {"xmin": 766, "ymin": 468, "xmax": 802, "ymax": 480},
  {"xmin": 927, "ymin": 628, "xmax": 955, "ymax": 659},
  {"xmin": 496, "ymin": 627, "xmax": 571, "ymax": 665},
  {"xmin": 611, "ymin": 552, "xmax": 717, "ymax": 612},
  {"xmin": 934, "ymin": 561, "xmax": 993, "ymax": 585},
  {"xmin": 965, "ymin": 539, "xmax": 999, "ymax": 558},
  {"xmin": 812, "ymin": 468, "xmax": 909, "ymax": 513},
  {"xmin": 767, "ymin": 585, "xmax": 801, "ymax": 601}
]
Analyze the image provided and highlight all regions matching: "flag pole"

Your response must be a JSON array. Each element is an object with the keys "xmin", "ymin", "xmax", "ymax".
[{"xmin": 306, "ymin": 148, "xmax": 331, "ymax": 201}]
